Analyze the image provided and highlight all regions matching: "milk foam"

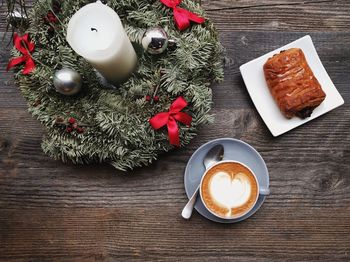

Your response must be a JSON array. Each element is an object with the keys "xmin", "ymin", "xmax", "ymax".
[{"xmin": 209, "ymin": 171, "xmax": 252, "ymax": 216}]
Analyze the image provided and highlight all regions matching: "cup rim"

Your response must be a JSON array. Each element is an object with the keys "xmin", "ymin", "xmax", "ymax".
[{"xmin": 199, "ymin": 160, "xmax": 260, "ymax": 220}]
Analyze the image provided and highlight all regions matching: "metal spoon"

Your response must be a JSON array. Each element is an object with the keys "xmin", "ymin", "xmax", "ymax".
[{"xmin": 181, "ymin": 144, "xmax": 224, "ymax": 219}]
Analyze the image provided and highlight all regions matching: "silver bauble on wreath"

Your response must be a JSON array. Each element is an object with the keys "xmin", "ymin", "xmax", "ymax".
[
  {"xmin": 53, "ymin": 68, "xmax": 82, "ymax": 96},
  {"xmin": 142, "ymin": 27, "xmax": 170, "ymax": 55},
  {"xmin": 7, "ymin": 10, "xmax": 28, "ymax": 28}
]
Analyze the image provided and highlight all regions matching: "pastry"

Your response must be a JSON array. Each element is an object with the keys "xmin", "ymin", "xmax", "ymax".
[{"xmin": 263, "ymin": 48, "xmax": 326, "ymax": 118}]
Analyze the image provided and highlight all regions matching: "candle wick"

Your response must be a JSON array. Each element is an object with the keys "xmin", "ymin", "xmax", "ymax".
[{"xmin": 91, "ymin": 28, "xmax": 98, "ymax": 32}]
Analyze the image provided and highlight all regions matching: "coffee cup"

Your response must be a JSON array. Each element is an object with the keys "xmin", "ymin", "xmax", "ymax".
[{"xmin": 200, "ymin": 160, "xmax": 270, "ymax": 220}]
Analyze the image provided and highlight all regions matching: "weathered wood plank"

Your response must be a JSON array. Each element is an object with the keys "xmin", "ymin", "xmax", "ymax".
[
  {"xmin": 204, "ymin": 0, "xmax": 350, "ymax": 32},
  {"xmin": 0, "ymin": 207, "xmax": 349, "ymax": 261}
]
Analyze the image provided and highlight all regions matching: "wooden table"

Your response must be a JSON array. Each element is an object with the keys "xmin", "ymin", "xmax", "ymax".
[{"xmin": 1, "ymin": 1, "xmax": 349, "ymax": 261}]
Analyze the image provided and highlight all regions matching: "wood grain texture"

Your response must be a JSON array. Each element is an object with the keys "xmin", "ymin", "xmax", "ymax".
[
  {"xmin": 204, "ymin": 0, "xmax": 350, "ymax": 32},
  {"xmin": 0, "ymin": 0, "xmax": 350, "ymax": 261}
]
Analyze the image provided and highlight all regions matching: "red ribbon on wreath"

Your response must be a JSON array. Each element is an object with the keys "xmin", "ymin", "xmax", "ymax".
[
  {"xmin": 149, "ymin": 96, "xmax": 192, "ymax": 146},
  {"xmin": 7, "ymin": 33, "xmax": 35, "ymax": 75},
  {"xmin": 160, "ymin": 0, "xmax": 205, "ymax": 31}
]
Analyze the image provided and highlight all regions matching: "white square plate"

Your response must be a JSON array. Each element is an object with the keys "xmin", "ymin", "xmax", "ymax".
[{"xmin": 239, "ymin": 35, "xmax": 344, "ymax": 137}]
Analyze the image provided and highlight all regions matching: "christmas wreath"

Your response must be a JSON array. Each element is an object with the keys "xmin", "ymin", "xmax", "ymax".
[{"xmin": 7, "ymin": 0, "xmax": 224, "ymax": 170}]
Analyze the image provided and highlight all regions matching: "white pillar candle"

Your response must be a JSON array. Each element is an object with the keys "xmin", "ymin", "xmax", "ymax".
[{"xmin": 66, "ymin": 1, "xmax": 137, "ymax": 84}]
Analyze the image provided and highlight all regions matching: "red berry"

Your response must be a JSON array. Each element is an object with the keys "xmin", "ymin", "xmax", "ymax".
[
  {"xmin": 153, "ymin": 96, "xmax": 159, "ymax": 102},
  {"xmin": 72, "ymin": 122, "xmax": 78, "ymax": 129},
  {"xmin": 68, "ymin": 117, "xmax": 76, "ymax": 124},
  {"xmin": 44, "ymin": 11, "xmax": 58, "ymax": 23},
  {"xmin": 66, "ymin": 127, "xmax": 73, "ymax": 133},
  {"xmin": 76, "ymin": 127, "xmax": 84, "ymax": 134},
  {"xmin": 145, "ymin": 95, "xmax": 151, "ymax": 101}
]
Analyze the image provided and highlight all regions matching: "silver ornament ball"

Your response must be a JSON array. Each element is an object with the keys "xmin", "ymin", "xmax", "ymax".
[
  {"xmin": 142, "ymin": 27, "xmax": 169, "ymax": 55},
  {"xmin": 7, "ymin": 11, "xmax": 28, "ymax": 28},
  {"xmin": 53, "ymin": 68, "xmax": 82, "ymax": 96}
]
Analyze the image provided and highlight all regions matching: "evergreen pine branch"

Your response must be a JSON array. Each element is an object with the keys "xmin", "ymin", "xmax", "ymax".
[{"xmin": 8, "ymin": 0, "xmax": 224, "ymax": 171}]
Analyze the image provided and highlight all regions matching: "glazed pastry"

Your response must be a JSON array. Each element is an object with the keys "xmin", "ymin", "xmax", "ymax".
[{"xmin": 263, "ymin": 48, "xmax": 326, "ymax": 118}]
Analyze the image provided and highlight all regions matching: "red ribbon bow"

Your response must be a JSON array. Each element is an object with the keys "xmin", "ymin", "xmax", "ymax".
[
  {"xmin": 149, "ymin": 96, "xmax": 192, "ymax": 146},
  {"xmin": 7, "ymin": 33, "xmax": 35, "ymax": 75},
  {"xmin": 160, "ymin": 0, "xmax": 205, "ymax": 31}
]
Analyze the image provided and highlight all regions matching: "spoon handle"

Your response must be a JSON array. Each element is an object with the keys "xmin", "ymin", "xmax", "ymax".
[{"xmin": 181, "ymin": 185, "xmax": 200, "ymax": 219}]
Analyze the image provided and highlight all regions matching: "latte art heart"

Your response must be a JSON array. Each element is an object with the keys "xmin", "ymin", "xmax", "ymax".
[
  {"xmin": 209, "ymin": 171, "xmax": 252, "ymax": 216},
  {"xmin": 201, "ymin": 162, "xmax": 259, "ymax": 219}
]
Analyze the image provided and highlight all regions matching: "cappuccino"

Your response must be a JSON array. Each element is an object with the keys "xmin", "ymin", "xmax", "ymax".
[{"xmin": 201, "ymin": 162, "xmax": 258, "ymax": 219}]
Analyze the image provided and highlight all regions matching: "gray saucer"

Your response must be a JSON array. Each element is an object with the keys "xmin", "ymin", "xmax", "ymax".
[{"xmin": 184, "ymin": 138, "xmax": 269, "ymax": 223}]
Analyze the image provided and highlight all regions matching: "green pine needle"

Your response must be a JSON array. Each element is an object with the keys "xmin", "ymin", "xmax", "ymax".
[{"xmin": 9, "ymin": 0, "xmax": 224, "ymax": 171}]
